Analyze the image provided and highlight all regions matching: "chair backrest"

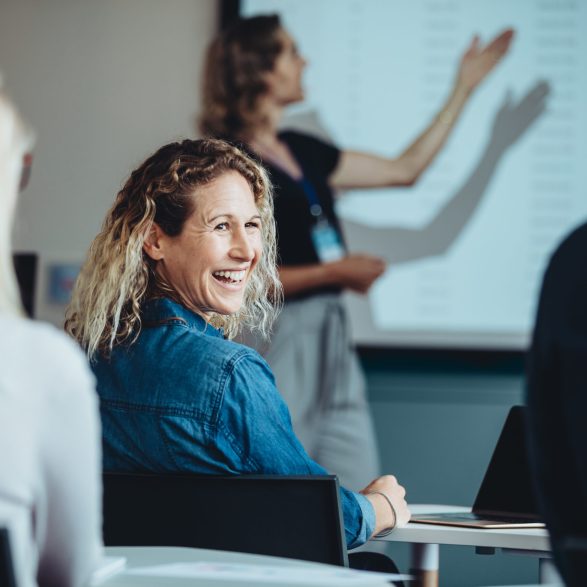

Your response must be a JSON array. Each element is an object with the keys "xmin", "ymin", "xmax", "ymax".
[
  {"xmin": 0, "ymin": 528, "xmax": 17, "ymax": 587},
  {"xmin": 12, "ymin": 253, "xmax": 37, "ymax": 318},
  {"xmin": 103, "ymin": 473, "xmax": 348, "ymax": 567}
]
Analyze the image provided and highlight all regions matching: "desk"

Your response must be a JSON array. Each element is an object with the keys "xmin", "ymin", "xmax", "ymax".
[
  {"xmin": 375, "ymin": 505, "xmax": 552, "ymax": 587},
  {"xmin": 100, "ymin": 546, "xmax": 396, "ymax": 587}
]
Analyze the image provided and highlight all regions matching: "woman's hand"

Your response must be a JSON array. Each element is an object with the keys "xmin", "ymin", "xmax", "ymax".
[
  {"xmin": 361, "ymin": 475, "xmax": 410, "ymax": 536},
  {"xmin": 278, "ymin": 255, "xmax": 385, "ymax": 298},
  {"xmin": 326, "ymin": 254, "xmax": 386, "ymax": 294},
  {"xmin": 456, "ymin": 29, "xmax": 515, "ymax": 94}
]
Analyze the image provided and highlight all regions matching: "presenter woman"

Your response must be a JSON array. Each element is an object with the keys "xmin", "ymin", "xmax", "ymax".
[
  {"xmin": 0, "ymin": 88, "xmax": 103, "ymax": 587},
  {"xmin": 65, "ymin": 138, "xmax": 410, "ymax": 550},
  {"xmin": 199, "ymin": 15, "xmax": 514, "ymax": 490}
]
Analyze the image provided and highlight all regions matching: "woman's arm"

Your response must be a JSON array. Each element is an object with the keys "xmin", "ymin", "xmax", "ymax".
[
  {"xmin": 330, "ymin": 29, "xmax": 515, "ymax": 190},
  {"xmin": 279, "ymin": 254, "xmax": 386, "ymax": 297},
  {"xmin": 341, "ymin": 81, "xmax": 549, "ymax": 266},
  {"xmin": 221, "ymin": 352, "xmax": 410, "ymax": 547}
]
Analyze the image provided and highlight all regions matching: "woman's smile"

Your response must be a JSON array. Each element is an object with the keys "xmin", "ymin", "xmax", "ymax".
[{"xmin": 211, "ymin": 267, "xmax": 250, "ymax": 291}]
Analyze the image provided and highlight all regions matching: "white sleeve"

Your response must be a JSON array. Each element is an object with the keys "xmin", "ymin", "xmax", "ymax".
[{"xmin": 36, "ymin": 336, "xmax": 103, "ymax": 587}]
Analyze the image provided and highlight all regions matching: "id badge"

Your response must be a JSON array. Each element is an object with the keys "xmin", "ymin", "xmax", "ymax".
[{"xmin": 311, "ymin": 220, "xmax": 345, "ymax": 263}]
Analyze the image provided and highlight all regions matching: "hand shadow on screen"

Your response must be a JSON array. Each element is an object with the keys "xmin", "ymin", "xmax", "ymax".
[{"xmin": 341, "ymin": 80, "xmax": 551, "ymax": 265}]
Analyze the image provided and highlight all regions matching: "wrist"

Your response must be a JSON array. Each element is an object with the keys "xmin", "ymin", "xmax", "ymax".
[
  {"xmin": 453, "ymin": 78, "xmax": 474, "ymax": 99},
  {"xmin": 366, "ymin": 490, "xmax": 397, "ymax": 536},
  {"xmin": 438, "ymin": 83, "xmax": 470, "ymax": 127},
  {"xmin": 322, "ymin": 259, "xmax": 342, "ymax": 287}
]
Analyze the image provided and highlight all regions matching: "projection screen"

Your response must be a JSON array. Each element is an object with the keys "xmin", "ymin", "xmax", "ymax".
[{"xmin": 239, "ymin": 0, "xmax": 587, "ymax": 350}]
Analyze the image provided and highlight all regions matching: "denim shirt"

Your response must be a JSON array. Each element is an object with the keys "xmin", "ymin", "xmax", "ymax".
[{"xmin": 92, "ymin": 298, "xmax": 375, "ymax": 548}]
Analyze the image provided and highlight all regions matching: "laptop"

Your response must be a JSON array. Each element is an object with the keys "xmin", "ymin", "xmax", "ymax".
[{"xmin": 411, "ymin": 406, "xmax": 545, "ymax": 529}]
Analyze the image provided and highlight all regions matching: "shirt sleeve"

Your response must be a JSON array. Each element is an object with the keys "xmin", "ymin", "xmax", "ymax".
[
  {"xmin": 218, "ymin": 349, "xmax": 374, "ymax": 548},
  {"xmin": 282, "ymin": 131, "xmax": 341, "ymax": 178},
  {"xmin": 37, "ymin": 334, "xmax": 104, "ymax": 587}
]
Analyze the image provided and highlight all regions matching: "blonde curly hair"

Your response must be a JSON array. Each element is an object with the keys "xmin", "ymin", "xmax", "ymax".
[{"xmin": 65, "ymin": 138, "xmax": 281, "ymax": 359}]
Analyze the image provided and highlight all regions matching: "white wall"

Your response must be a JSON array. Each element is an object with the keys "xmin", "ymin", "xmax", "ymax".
[{"xmin": 0, "ymin": 0, "xmax": 218, "ymax": 321}]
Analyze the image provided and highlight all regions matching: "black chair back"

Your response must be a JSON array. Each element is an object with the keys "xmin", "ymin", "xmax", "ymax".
[
  {"xmin": 12, "ymin": 253, "xmax": 37, "ymax": 318},
  {"xmin": 0, "ymin": 528, "xmax": 17, "ymax": 587},
  {"xmin": 103, "ymin": 473, "xmax": 348, "ymax": 567}
]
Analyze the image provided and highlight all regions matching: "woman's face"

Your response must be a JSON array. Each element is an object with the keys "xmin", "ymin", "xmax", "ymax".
[
  {"xmin": 147, "ymin": 171, "xmax": 262, "ymax": 318},
  {"xmin": 265, "ymin": 28, "xmax": 307, "ymax": 106}
]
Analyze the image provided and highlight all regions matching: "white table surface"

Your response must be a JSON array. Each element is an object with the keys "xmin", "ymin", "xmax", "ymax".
[
  {"xmin": 100, "ymin": 546, "xmax": 397, "ymax": 587},
  {"xmin": 376, "ymin": 504, "xmax": 550, "ymax": 553}
]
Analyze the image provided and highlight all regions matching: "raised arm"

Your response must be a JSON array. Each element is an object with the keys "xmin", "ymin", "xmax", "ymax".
[
  {"xmin": 341, "ymin": 81, "xmax": 549, "ymax": 265},
  {"xmin": 330, "ymin": 29, "xmax": 515, "ymax": 190}
]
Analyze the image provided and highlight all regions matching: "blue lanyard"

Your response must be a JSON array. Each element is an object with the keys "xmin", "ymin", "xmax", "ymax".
[{"xmin": 299, "ymin": 177, "xmax": 323, "ymax": 217}]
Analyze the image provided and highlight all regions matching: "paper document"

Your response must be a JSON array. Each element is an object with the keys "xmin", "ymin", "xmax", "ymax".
[
  {"xmin": 90, "ymin": 556, "xmax": 127, "ymax": 585},
  {"xmin": 128, "ymin": 561, "xmax": 411, "ymax": 585}
]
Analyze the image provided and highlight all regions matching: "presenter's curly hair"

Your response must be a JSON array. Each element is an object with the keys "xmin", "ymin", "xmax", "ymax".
[
  {"xmin": 65, "ymin": 138, "xmax": 282, "ymax": 359},
  {"xmin": 199, "ymin": 14, "xmax": 283, "ymax": 139}
]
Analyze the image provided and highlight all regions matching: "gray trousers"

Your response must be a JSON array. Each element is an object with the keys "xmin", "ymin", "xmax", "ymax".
[{"xmin": 246, "ymin": 294, "xmax": 381, "ymax": 492}]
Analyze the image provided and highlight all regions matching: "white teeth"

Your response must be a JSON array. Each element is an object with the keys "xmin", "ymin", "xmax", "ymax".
[{"xmin": 213, "ymin": 270, "xmax": 246, "ymax": 282}]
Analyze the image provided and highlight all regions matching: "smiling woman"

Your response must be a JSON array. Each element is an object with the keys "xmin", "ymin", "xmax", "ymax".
[
  {"xmin": 65, "ymin": 139, "xmax": 279, "ymax": 353},
  {"xmin": 64, "ymin": 138, "xmax": 410, "ymax": 551}
]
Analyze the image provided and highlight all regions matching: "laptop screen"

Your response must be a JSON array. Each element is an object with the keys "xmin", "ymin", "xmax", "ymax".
[{"xmin": 472, "ymin": 406, "xmax": 540, "ymax": 517}]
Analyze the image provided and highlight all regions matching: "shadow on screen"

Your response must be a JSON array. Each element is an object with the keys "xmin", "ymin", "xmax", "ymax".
[{"xmin": 341, "ymin": 80, "xmax": 550, "ymax": 264}]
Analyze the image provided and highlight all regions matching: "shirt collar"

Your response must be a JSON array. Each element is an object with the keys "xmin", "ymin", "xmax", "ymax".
[{"xmin": 141, "ymin": 297, "xmax": 224, "ymax": 339}]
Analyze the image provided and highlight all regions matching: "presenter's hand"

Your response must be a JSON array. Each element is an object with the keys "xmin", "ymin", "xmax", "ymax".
[
  {"xmin": 456, "ymin": 28, "xmax": 515, "ymax": 93},
  {"xmin": 327, "ymin": 254, "xmax": 386, "ymax": 294},
  {"xmin": 361, "ymin": 475, "xmax": 411, "ymax": 536}
]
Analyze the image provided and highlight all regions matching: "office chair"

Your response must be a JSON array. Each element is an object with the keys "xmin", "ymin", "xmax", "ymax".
[
  {"xmin": 0, "ymin": 528, "xmax": 18, "ymax": 587},
  {"xmin": 103, "ymin": 473, "xmax": 348, "ymax": 566}
]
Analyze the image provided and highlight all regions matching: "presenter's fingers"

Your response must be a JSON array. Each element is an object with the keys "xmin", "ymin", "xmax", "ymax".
[
  {"xmin": 463, "ymin": 34, "xmax": 480, "ymax": 58},
  {"xmin": 484, "ymin": 28, "xmax": 515, "ymax": 59},
  {"xmin": 346, "ymin": 255, "xmax": 386, "ymax": 278},
  {"xmin": 457, "ymin": 28, "xmax": 514, "ymax": 90},
  {"xmin": 359, "ymin": 255, "xmax": 387, "ymax": 274}
]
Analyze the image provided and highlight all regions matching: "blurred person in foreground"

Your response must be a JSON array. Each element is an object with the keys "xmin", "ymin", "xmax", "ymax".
[
  {"xmin": 527, "ymin": 221, "xmax": 587, "ymax": 587},
  {"xmin": 0, "ymin": 83, "xmax": 102, "ymax": 587}
]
